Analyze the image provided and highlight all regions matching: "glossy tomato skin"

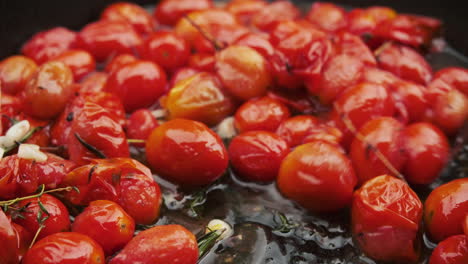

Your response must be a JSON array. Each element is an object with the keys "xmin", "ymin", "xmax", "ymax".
[
  {"xmin": 346, "ymin": 7, "xmax": 396, "ymax": 36},
  {"xmin": 22, "ymin": 232, "xmax": 105, "ymax": 264},
  {"xmin": 0, "ymin": 56, "xmax": 37, "ymax": 95},
  {"xmin": 77, "ymin": 20, "xmax": 142, "ymax": 62},
  {"xmin": 402, "ymin": 122, "xmax": 449, "ymax": 185},
  {"xmin": 11, "ymin": 222, "xmax": 32, "ymax": 261},
  {"xmin": 229, "ymin": 131, "xmax": 290, "ymax": 182},
  {"xmin": 188, "ymin": 53, "xmax": 216, "ymax": 72},
  {"xmin": 169, "ymin": 67, "xmax": 200, "ymax": 87},
  {"xmin": 432, "ymin": 89, "xmax": 468, "ymax": 135},
  {"xmin": 352, "ymin": 175, "xmax": 423, "ymax": 263},
  {"xmin": 233, "ymin": 32, "xmax": 275, "ymax": 60},
  {"xmin": 164, "ymin": 72, "xmax": 236, "ymax": 126},
  {"xmin": 154, "ymin": 0, "xmax": 214, "ymax": 26},
  {"xmin": 72, "ymin": 200, "xmax": 135, "ymax": 255},
  {"xmin": 63, "ymin": 158, "xmax": 162, "ymax": 225},
  {"xmin": 142, "ymin": 32, "xmax": 191, "ymax": 73},
  {"xmin": 104, "ymin": 54, "xmax": 137, "ymax": 74},
  {"xmin": 21, "ymin": 27, "xmax": 77, "ymax": 64},
  {"xmin": 0, "ymin": 209, "xmax": 19, "ymax": 264},
  {"xmin": 350, "ymin": 117, "xmax": 406, "ymax": 185},
  {"xmin": 306, "ymin": 2, "xmax": 347, "ymax": 32},
  {"xmin": 225, "ymin": 0, "xmax": 268, "ymax": 25},
  {"xmin": 276, "ymin": 115, "xmax": 320, "ymax": 147},
  {"xmin": 109, "ymin": 225, "xmax": 198, "ymax": 264},
  {"xmin": 429, "ymin": 235, "xmax": 468, "ymax": 264},
  {"xmin": 251, "ymin": 0, "xmax": 301, "ymax": 31},
  {"xmin": 67, "ymin": 102, "xmax": 129, "ymax": 165},
  {"xmin": 392, "ymin": 80, "xmax": 429, "ymax": 122},
  {"xmin": 332, "ymin": 32, "xmax": 377, "ymax": 66},
  {"xmin": 277, "ymin": 141, "xmax": 357, "ymax": 213},
  {"xmin": 465, "ymin": 215, "xmax": 468, "ymax": 236},
  {"xmin": 105, "ymin": 60, "xmax": 167, "ymax": 112},
  {"xmin": 13, "ymin": 194, "xmax": 70, "ymax": 241},
  {"xmin": 146, "ymin": 119, "xmax": 228, "ymax": 187},
  {"xmin": 126, "ymin": 109, "xmax": 159, "ymax": 145},
  {"xmin": 22, "ymin": 61, "xmax": 74, "ymax": 120},
  {"xmin": 302, "ymin": 124, "xmax": 343, "ymax": 147},
  {"xmin": 1, "ymin": 94, "xmax": 23, "ymax": 133},
  {"xmin": 234, "ymin": 96, "xmax": 290, "ymax": 133},
  {"xmin": 432, "ymin": 67, "xmax": 468, "ymax": 96},
  {"xmin": 52, "ymin": 49, "xmax": 96, "ymax": 81},
  {"xmin": 101, "ymin": 2, "xmax": 156, "ymax": 36},
  {"xmin": 424, "ymin": 178, "xmax": 468, "ymax": 242},
  {"xmin": 78, "ymin": 72, "xmax": 108, "ymax": 94}
]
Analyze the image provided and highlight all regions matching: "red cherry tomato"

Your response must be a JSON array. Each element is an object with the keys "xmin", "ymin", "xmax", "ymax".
[
  {"xmin": 233, "ymin": 32, "xmax": 275, "ymax": 59},
  {"xmin": 0, "ymin": 209, "xmax": 19, "ymax": 264},
  {"xmin": 402, "ymin": 122, "xmax": 449, "ymax": 185},
  {"xmin": 146, "ymin": 119, "xmax": 228, "ymax": 187},
  {"xmin": 234, "ymin": 96, "xmax": 290, "ymax": 133},
  {"xmin": 77, "ymin": 20, "xmax": 142, "ymax": 62},
  {"xmin": 22, "ymin": 232, "xmax": 105, "ymax": 264},
  {"xmin": 432, "ymin": 88, "xmax": 468, "ymax": 135},
  {"xmin": 392, "ymin": 80, "xmax": 429, "ymax": 122},
  {"xmin": 276, "ymin": 115, "xmax": 320, "ymax": 147},
  {"xmin": 277, "ymin": 140, "xmax": 357, "ymax": 212},
  {"xmin": 229, "ymin": 131, "xmax": 290, "ymax": 182},
  {"xmin": 12, "ymin": 222, "xmax": 32, "ymax": 261},
  {"xmin": 0, "ymin": 55, "xmax": 37, "ymax": 95},
  {"xmin": 78, "ymin": 72, "xmax": 108, "ymax": 94},
  {"xmin": 432, "ymin": 67, "xmax": 468, "ymax": 96},
  {"xmin": 350, "ymin": 117, "xmax": 406, "ymax": 184},
  {"xmin": 142, "ymin": 32, "xmax": 191, "ymax": 73},
  {"xmin": 429, "ymin": 235, "xmax": 468, "ymax": 264},
  {"xmin": 352, "ymin": 175, "xmax": 422, "ymax": 263},
  {"xmin": 105, "ymin": 60, "xmax": 167, "ymax": 112},
  {"xmin": 101, "ymin": 2, "xmax": 156, "ymax": 36},
  {"xmin": 225, "ymin": 0, "xmax": 268, "ymax": 25},
  {"xmin": 332, "ymin": 32, "xmax": 377, "ymax": 66},
  {"xmin": 306, "ymin": 2, "xmax": 347, "ymax": 32},
  {"xmin": 13, "ymin": 194, "xmax": 70, "ymax": 241},
  {"xmin": 464, "ymin": 214, "xmax": 468, "ymax": 236},
  {"xmin": 154, "ymin": 0, "xmax": 214, "ymax": 26},
  {"xmin": 251, "ymin": 0, "xmax": 301, "ymax": 31},
  {"xmin": 126, "ymin": 109, "xmax": 159, "ymax": 146},
  {"xmin": 110, "ymin": 225, "xmax": 198, "ymax": 264},
  {"xmin": 188, "ymin": 53, "xmax": 216, "ymax": 72},
  {"xmin": 424, "ymin": 178, "xmax": 468, "ymax": 242},
  {"xmin": 169, "ymin": 67, "xmax": 200, "ymax": 87},
  {"xmin": 72, "ymin": 200, "xmax": 135, "ymax": 255},
  {"xmin": 21, "ymin": 27, "xmax": 77, "ymax": 64},
  {"xmin": 302, "ymin": 124, "xmax": 343, "ymax": 147},
  {"xmin": 1, "ymin": 94, "xmax": 23, "ymax": 132},
  {"xmin": 104, "ymin": 54, "xmax": 137, "ymax": 74},
  {"xmin": 52, "ymin": 49, "xmax": 95, "ymax": 81},
  {"xmin": 346, "ymin": 7, "xmax": 396, "ymax": 36},
  {"xmin": 21, "ymin": 61, "xmax": 74, "ymax": 120}
]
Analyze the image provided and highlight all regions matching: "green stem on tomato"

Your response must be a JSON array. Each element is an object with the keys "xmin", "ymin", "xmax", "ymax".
[{"xmin": 0, "ymin": 185, "xmax": 78, "ymax": 209}]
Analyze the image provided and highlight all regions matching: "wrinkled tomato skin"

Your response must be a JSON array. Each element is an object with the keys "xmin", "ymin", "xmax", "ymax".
[
  {"xmin": 332, "ymin": 32, "xmax": 376, "ymax": 66},
  {"xmin": 433, "ymin": 67, "xmax": 468, "ymax": 96},
  {"xmin": 302, "ymin": 124, "xmax": 343, "ymax": 147},
  {"xmin": 11, "ymin": 222, "xmax": 32, "ymax": 261},
  {"xmin": 22, "ymin": 232, "xmax": 105, "ymax": 264},
  {"xmin": 0, "ymin": 209, "xmax": 19, "ymax": 264},
  {"xmin": 306, "ymin": 2, "xmax": 347, "ymax": 32},
  {"xmin": 22, "ymin": 61, "xmax": 74, "ymax": 120},
  {"xmin": 402, "ymin": 122, "xmax": 449, "ymax": 185},
  {"xmin": 77, "ymin": 20, "xmax": 142, "ymax": 62},
  {"xmin": 350, "ymin": 117, "xmax": 406, "ymax": 185},
  {"xmin": 21, "ymin": 27, "xmax": 77, "ymax": 64},
  {"xmin": 105, "ymin": 60, "xmax": 167, "ymax": 113},
  {"xmin": 229, "ymin": 131, "xmax": 290, "ymax": 182},
  {"xmin": 146, "ymin": 119, "xmax": 228, "ymax": 187},
  {"xmin": 429, "ymin": 235, "xmax": 468, "ymax": 264},
  {"xmin": 104, "ymin": 54, "xmax": 137, "ymax": 74},
  {"xmin": 78, "ymin": 72, "xmax": 108, "ymax": 94},
  {"xmin": 225, "ymin": 0, "xmax": 268, "ymax": 25},
  {"xmin": 169, "ymin": 67, "xmax": 200, "ymax": 87},
  {"xmin": 346, "ymin": 7, "xmax": 397, "ymax": 36},
  {"xmin": 251, "ymin": 0, "xmax": 301, "ymax": 31},
  {"xmin": 276, "ymin": 115, "xmax": 320, "ymax": 147},
  {"xmin": 376, "ymin": 43, "xmax": 433, "ymax": 85},
  {"xmin": 101, "ymin": 2, "xmax": 156, "ymax": 36},
  {"xmin": 126, "ymin": 109, "xmax": 159, "ymax": 146},
  {"xmin": 110, "ymin": 225, "xmax": 198, "ymax": 264},
  {"xmin": 0, "ymin": 56, "xmax": 37, "ymax": 95},
  {"xmin": 164, "ymin": 72, "xmax": 236, "ymax": 126},
  {"xmin": 352, "ymin": 175, "xmax": 423, "ymax": 263},
  {"xmin": 52, "ymin": 49, "xmax": 96, "ymax": 81},
  {"xmin": 154, "ymin": 0, "xmax": 214, "ymax": 26},
  {"xmin": 432, "ymin": 89, "xmax": 468, "ymax": 135},
  {"xmin": 67, "ymin": 103, "xmax": 129, "ymax": 165},
  {"xmin": 424, "ymin": 178, "xmax": 468, "ymax": 242},
  {"xmin": 72, "ymin": 200, "xmax": 135, "ymax": 255},
  {"xmin": 13, "ymin": 194, "xmax": 70, "ymax": 241},
  {"xmin": 233, "ymin": 32, "xmax": 275, "ymax": 59},
  {"xmin": 277, "ymin": 141, "xmax": 357, "ymax": 213},
  {"xmin": 142, "ymin": 32, "xmax": 191, "ymax": 73},
  {"xmin": 63, "ymin": 158, "xmax": 162, "ymax": 225},
  {"xmin": 188, "ymin": 53, "xmax": 216, "ymax": 72},
  {"xmin": 234, "ymin": 96, "xmax": 290, "ymax": 133}
]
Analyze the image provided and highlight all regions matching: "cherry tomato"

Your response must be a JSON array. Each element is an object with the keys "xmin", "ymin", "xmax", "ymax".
[
  {"xmin": 432, "ymin": 88, "xmax": 468, "ymax": 135},
  {"xmin": 12, "ymin": 222, "xmax": 32, "ymax": 261},
  {"xmin": 346, "ymin": 7, "xmax": 396, "ymax": 36},
  {"xmin": 465, "ymin": 214, "xmax": 468, "ymax": 236},
  {"xmin": 101, "ymin": 2, "xmax": 156, "ymax": 36},
  {"xmin": 0, "ymin": 56, "xmax": 37, "ymax": 95},
  {"xmin": 146, "ymin": 119, "xmax": 228, "ymax": 187},
  {"xmin": 78, "ymin": 72, "xmax": 108, "ymax": 94},
  {"xmin": 277, "ymin": 140, "xmax": 357, "ymax": 212},
  {"xmin": 229, "ymin": 131, "xmax": 289, "ymax": 182},
  {"xmin": 432, "ymin": 67, "xmax": 468, "ymax": 96},
  {"xmin": 164, "ymin": 72, "xmax": 235, "ymax": 126},
  {"xmin": 72, "ymin": 200, "xmax": 135, "ymax": 255},
  {"xmin": 104, "ymin": 54, "xmax": 137, "ymax": 74},
  {"xmin": 126, "ymin": 109, "xmax": 158, "ymax": 146},
  {"xmin": 251, "ymin": 0, "xmax": 301, "ymax": 31},
  {"xmin": 302, "ymin": 124, "xmax": 343, "ymax": 147},
  {"xmin": 234, "ymin": 96, "xmax": 290, "ymax": 133},
  {"xmin": 233, "ymin": 32, "xmax": 275, "ymax": 59},
  {"xmin": 21, "ymin": 27, "xmax": 77, "ymax": 64},
  {"xmin": 77, "ymin": 20, "xmax": 142, "ymax": 62},
  {"xmin": 225, "ymin": 0, "xmax": 268, "ymax": 25},
  {"xmin": 13, "ymin": 194, "xmax": 70, "ymax": 241},
  {"xmin": 332, "ymin": 32, "xmax": 377, "ymax": 66},
  {"xmin": 169, "ymin": 67, "xmax": 200, "ymax": 87},
  {"xmin": 154, "ymin": 0, "xmax": 214, "ymax": 26},
  {"xmin": 276, "ymin": 115, "xmax": 320, "ymax": 147},
  {"xmin": 424, "ymin": 178, "xmax": 468, "ymax": 242},
  {"xmin": 392, "ymin": 80, "xmax": 429, "ymax": 122},
  {"xmin": 1, "ymin": 94, "xmax": 23, "ymax": 132},
  {"xmin": 142, "ymin": 32, "xmax": 191, "ymax": 73},
  {"xmin": 21, "ymin": 61, "xmax": 74, "ymax": 120},
  {"xmin": 429, "ymin": 235, "xmax": 468, "ymax": 264},
  {"xmin": 402, "ymin": 122, "xmax": 449, "ymax": 185},
  {"xmin": 352, "ymin": 175, "xmax": 422, "ymax": 263},
  {"xmin": 0, "ymin": 209, "xmax": 19, "ymax": 264},
  {"xmin": 188, "ymin": 53, "xmax": 216, "ymax": 72},
  {"xmin": 105, "ymin": 60, "xmax": 167, "ymax": 112},
  {"xmin": 306, "ymin": 2, "xmax": 347, "ymax": 32},
  {"xmin": 51, "ymin": 49, "xmax": 95, "ymax": 81},
  {"xmin": 350, "ymin": 117, "xmax": 406, "ymax": 184},
  {"xmin": 22, "ymin": 232, "xmax": 105, "ymax": 264}
]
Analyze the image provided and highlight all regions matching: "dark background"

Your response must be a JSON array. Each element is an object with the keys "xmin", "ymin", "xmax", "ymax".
[{"xmin": 0, "ymin": 0, "xmax": 467, "ymax": 59}]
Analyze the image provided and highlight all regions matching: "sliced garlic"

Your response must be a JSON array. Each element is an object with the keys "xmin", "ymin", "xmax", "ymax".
[
  {"xmin": 0, "ymin": 148, "xmax": 4, "ymax": 159},
  {"xmin": 6, "ymin": 120, "xmax": 30, "ymax": 142},
  {"xmin": 18, "ymin": 144, "xmax": 48, "ymax": 162},
  {"xmin": 205, "ymin": 219, "xmax": 234, "ymax": 241},
  {"xmin": 0, "ymin": 136, "xmax": 15, "ymax": 149},
  {"xmin": 215, "ymin": 117, "xmax": 237, "ymax": 139}
]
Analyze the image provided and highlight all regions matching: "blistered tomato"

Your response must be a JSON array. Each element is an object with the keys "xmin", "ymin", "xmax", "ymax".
[
  {"xmin": 78, "ymin": 72, "xmax": 108, "ymax": 94},
  {"xmin": 0, "ymin": 55, "xmax": 37, "ymax": 95},
  {"xmin": 142, "ymin": 32, "xmax": 190, "ymax": 72},
  {"xmin": 429, "ymin": 235, "xmax": 468, "ymax": 264},
  {"xmin": 432, "ymin": 88, "xmax": 468, "ymax": 135},
  {"xmin": 306, "ymin": 2, "xmax": 347, "ymax": 32},
  {"xmin": 0, "ymin": 209, "xmax": 19, "ymax": 264},
  {"xmin": 276, "ymin": 115, "xmax": 320, "ymax": 147},
  {"xmin": 126, "ymin": 109, "xmax": 159, "ymax": 145},
  {"xmin": 51, "ymin": 49, "xmax": 96, "ymax": 81},
  {"xmin": 154, "ymin": 0, "xmax": 214, "ymax": 26},
  {"xmin": 225, "ymin": 0, "xmax": 267, "ymax": 25},
  {"xmin": 251, "ymin": 0, "xmax": 301, "ymax": 31},
  {"xmin": 101, "ymin": 2, "xmax": 156, "ymax": 35},
  {"xmin": 104, "ymin": 54, "xmax": 138, "ymax": 74}
]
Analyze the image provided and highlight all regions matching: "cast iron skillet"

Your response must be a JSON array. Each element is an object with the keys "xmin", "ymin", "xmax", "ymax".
[{"xmin": 0, "ymin": 1, "xmax": 467, "ymax": 263}]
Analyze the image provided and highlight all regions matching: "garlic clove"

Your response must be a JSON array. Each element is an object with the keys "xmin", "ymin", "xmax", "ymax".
[
  {"xmin": 6, "ymin": 120, "xmax": 30, "ymax": 142},
  {"xmin": 18, "ymin": 144, "xmax": 48, "ymax": 162},
  {"xmin": 205, "ymin": 219, "xmax": 234, "ymax": 241}
]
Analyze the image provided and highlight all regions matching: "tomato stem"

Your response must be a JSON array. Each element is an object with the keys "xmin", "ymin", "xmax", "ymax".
[{"xmin": 127, "ymin": 139, "xmax": 146, "ymax": 144}]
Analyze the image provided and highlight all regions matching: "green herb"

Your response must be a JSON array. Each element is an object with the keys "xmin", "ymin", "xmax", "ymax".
[{"xmin": 74, "ymin": 133, "xmax": 107, "ymax": 159}]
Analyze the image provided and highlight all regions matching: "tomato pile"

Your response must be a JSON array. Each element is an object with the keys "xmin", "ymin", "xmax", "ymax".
[{"xmin": 1, "ymin": 0, "xmax": 468, "ymax": 263}]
